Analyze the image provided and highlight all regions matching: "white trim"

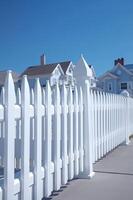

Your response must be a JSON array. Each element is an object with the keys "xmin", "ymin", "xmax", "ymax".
[
  {"xmin": 98, "ymin": 72, "xmax": 119, "ymax": 80},
  {"xmin": 120, "ymin": 82, "xmax": 128, "ymax": 90},
  {"xmin": 52, "ymin": 64, "xmax": 64, "ymax": 76},
  {"xmin": 112, "ymin": 63, "xmax": 133, "ymax": 76}
]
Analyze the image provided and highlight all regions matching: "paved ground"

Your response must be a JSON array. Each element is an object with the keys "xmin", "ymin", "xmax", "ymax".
[{"xmin": 45, "ymin": 140, "xmax": 133, "ymax": 200}]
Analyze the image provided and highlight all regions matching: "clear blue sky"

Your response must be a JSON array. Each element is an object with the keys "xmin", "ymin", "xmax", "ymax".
[{"xmin": 0, "ymin": 0, "xmax": 133, "ymax": 76}]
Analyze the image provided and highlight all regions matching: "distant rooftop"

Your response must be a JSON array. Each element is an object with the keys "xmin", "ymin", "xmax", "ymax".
[
  {"xmin": 124, "ymin": 64, "xmax": 133, "ymax": 70},
  {"xmin": 21, "ymin": 54, "xmax": 71, "ymax": 77}
]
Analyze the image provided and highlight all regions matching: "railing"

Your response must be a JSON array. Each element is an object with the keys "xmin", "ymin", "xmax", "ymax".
[{"xmin": 0, "ymin": 71, "xmax": 133, "ymax": 200}]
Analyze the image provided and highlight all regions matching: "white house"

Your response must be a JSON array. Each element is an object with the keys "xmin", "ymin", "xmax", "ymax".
[
  {"xmin": 73, "ymin": 54, "xmax": 97, "ymax": 88},
  {"xmin": 97, "ymin": 58, "xmax": 133, "ymax": 97},
  {"xmin": 20, "ymin": 54, "xmax": 75, "ymax": 88},
  {"xmin": 19, "ymin": 54, "xmax": 97, "ymax": 91}
]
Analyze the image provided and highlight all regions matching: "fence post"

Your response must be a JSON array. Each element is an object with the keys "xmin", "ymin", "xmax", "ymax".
[
  {"xmin": 79, "ymin": 80, "xmax": 95, "ymax": 178},
  {"xmin": 4, "ymin": 71, "xmax": 16, "ymax": 200},
  {"xmin": 79, "ymin": 87, "xmax": 84, "ymax": 172}
]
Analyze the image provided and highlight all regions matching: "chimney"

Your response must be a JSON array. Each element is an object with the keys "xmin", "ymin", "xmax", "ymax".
[
  {"xmin": 114, "ymin": 58, "xmax": 124, "ymax": 66},
  {"xmin": 121, "ymin": 57, "xmax": 124, "ymax": 65},
  {"xmin": 40, "ymin": 54, "xmax": 46, "ymax": 65}
]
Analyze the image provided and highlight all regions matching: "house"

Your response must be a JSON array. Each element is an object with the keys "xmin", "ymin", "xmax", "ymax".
[
  {"xmin": 73, "ymin": 54, "xmax": 97, "ymax": 88},
  {"xmin": 19, "ymin": 54, "xmax": 97, "ymax": 90},
  {"xmin": 20, "ymin": 54, "xmax": 75, "ymax": 88},
  {"xmin": 97, "ymin": 58, "xmax": 133, "ymax": 97}
]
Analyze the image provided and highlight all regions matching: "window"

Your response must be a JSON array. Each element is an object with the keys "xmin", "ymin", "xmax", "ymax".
[
  {"xmin": 121, "ymin": 83, "xmax": 127, "ymax": 90},
  {"xmin": 101, "ymin": 82, "xmax": 104, "ymax": 89},
  {"xmin": 108, "ymin": 83, "xmax": 112, "ymax": 91}
]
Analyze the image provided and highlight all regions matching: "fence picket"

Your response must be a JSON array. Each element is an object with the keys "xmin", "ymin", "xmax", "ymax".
[
  {"xmin": 53, "ymin": 83, "xmax": 61, "ymax": 190},
  {"xmin": 30, "ymin": 89, "xmax": 34, "ymax": 169},
  {"xmin": 68, "ymin": 85, "xmax": 74, "ymax": 180},
  {"xmin": 34, "ymin": 78, "xmax": 43, "ymax": 200},
  {"xmin": 73, "ymin": 86, "xmax": 79, "ymax": 176},
  {"xmin": 0, "ymin": 87, "xmax": 5, "ymax": 166},
  {"xmin": 16, "ymin": 88, "xmax": 21, "ymax": 169},
  {"xmin": 61, "ymin": 83, "xmax": 68, "ymax": 185},
  {"xmin": 93, "ymin": 91, "xmax": 98, "ymax": 161},
  {"xmin": 21, "ymin": 75, "xmax": 31, "ymax": 200},
  {"xmin": 44, "ymin": 81, "xmax": 53, "ymax": 197},
  {"xmin": 4, "ymin": 71, "xmax": 16, "ymax": 200}
]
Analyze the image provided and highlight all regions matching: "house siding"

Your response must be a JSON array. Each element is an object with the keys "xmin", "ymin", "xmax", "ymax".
[{"xmin": 97, "ymin": 63, "xmax": 133, "ymax": 97}]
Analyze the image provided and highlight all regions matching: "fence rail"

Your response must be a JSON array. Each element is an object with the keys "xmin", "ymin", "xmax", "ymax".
[{"xmin": 0, "ymin": 71, "xmax": 133, "ymax": 200}]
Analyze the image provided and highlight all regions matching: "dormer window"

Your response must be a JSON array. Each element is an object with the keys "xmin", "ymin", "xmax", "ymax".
[{"xmin": 117, "ymin": 70, "xmax": 121, "ymax": 75}]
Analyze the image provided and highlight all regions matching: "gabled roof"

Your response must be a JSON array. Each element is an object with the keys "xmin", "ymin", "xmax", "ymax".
[
  {"xmin": 59, "ymin": 61, "xmax": 71, "ymax": 73},
  {"xmin": 112, "ymin": 63, "xmax": 133, "ymax": 76},
  {"xmin": 21, "ymin": 61, "xmax": 71, "ymax": 77},
  {"xmin": 21, "ymin": 63, "xmax": 58, "ymax": 77},
  {"xmin": 98, "ymin": 71, "xmax": 119, "ymax": 80},
  {"xmin": 124, "ymin": 64, "xmax": 133, "ymax": 70}
]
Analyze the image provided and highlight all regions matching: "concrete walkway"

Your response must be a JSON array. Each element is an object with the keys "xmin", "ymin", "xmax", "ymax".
[{"xmin": 45, "ymin": 140, "xmax": 133, "ymax": 200}]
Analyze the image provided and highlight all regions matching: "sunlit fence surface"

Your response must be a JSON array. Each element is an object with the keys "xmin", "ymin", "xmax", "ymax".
[{"xmin": 0, "ymin": 71, "xmax": 133, "ymax": 200}]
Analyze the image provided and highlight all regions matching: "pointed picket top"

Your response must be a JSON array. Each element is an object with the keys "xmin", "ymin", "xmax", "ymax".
[
  {"xmin": 55, "ymin": 82, "xmax": 60, "ymax": 105},
  {"xmin": 45, "ymin": 80, "xmax": 51, "ymax": 106},
  {"xmin": 0, "ymin": 87, "xmax": 5, "ymax": 104},
  {"xmin": 61, "ymin": 82, "xmax": 67, "ymax": 105},
  {"xmin": 77, "ymin": 54, "xmax": 93, "ymax": 77},
  {"xmin": 30, "ymin": 88, "xmax": 34, "ymax": 104},
  {"xmin": 34, "ymin": 78, "xmax": 42, "ymax": 106},
  {"xmin": 5, "ymin": 70, "xmax": 16, "ymax": 105},
  {"xmin": 16, "ymin": 88, "xmax": 21, "ymax": 104},
  {"xmin": 21, "ymin": 75, "xmax": 30, "ymax": 105}
]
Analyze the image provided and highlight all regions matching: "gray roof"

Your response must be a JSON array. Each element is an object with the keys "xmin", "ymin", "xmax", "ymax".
[
  {"xmin": 59, "ymin": 61, "xmax": 71, "ymax": 73},
  {"xmin": 124, "ymin": 64, "xmax": 133, "ymax": 70},
  {"xmin": 21, "ymin": 61, "xmax": 71, "ymax": 77}
]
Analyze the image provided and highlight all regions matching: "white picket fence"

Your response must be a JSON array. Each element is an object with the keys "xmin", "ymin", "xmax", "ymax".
[{"xmin": 0, "ymin": 71, "xmax": 133, "ymax": 200}]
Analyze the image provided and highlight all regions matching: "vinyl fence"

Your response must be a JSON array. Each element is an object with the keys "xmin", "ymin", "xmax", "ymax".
[{"xmin": 0, "ymin": 71, "xmax": 133, "ymax": 200}]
